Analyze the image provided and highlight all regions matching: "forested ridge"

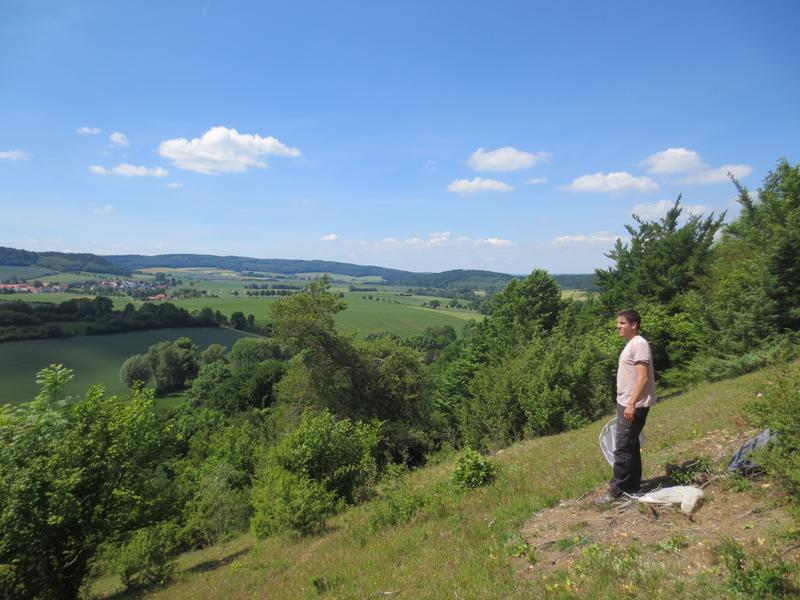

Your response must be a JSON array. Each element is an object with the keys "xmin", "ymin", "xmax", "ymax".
[{"xmin": 2, "ymin": 161, "xmax": 800, "ymax": 598}]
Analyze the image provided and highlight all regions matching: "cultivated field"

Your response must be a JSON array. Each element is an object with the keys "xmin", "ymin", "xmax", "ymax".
[{"xmin": 0, "ymin": 327, "xmax": 248, "ymax": 405}]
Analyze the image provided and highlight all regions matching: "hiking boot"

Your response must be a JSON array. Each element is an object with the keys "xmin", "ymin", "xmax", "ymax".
[{"xmin": 593, "ymin": 490, "xmax": 621, "ymax": 506}]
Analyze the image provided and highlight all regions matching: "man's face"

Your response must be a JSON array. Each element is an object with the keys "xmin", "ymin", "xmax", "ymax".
[{"xmin": 616, "ymin": 316, "xmax": 638, "ymax": 340}]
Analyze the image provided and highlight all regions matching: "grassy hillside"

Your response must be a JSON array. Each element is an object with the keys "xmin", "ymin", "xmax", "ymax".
[{"xmin": 91, "ymin": 363, "xmax": 799, "ymax": 599}]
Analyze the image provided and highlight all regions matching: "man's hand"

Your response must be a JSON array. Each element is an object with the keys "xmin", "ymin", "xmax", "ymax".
[{"xmin": 623, "ymin": 404, "xmax": 635, "ymax": 422}]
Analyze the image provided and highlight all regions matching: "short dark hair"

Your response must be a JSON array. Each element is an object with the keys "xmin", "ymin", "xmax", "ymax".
[{"xmin": 616, "ymin": 309, "xmax": 641, "ymax": 328}]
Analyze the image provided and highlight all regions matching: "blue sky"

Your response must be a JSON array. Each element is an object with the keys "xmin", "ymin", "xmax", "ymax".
[{"xmin": 1, "ymin": 1, "xmax": 798, "ymax": 274}]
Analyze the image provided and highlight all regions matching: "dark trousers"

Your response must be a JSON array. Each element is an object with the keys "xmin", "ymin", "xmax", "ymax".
[{"xmin": 609, "ymin": 403, "xmax": 649, "ymax": 496}]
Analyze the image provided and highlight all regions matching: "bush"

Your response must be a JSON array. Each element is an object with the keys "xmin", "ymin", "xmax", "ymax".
[
  {"xmin": 368, "ymin": 474, "xmax": 428, "ymax": 532},
  {"xmin": 112, "ymin": 522, "xmax": 179, "ymax": 590},
  {"xmin": 746, "ymin": 361, "xmax": 800, "ymax": 516},
  {"xmin": 251, "ymin": 466, "xmax": 340, "ymax": 539},
  {"xmin": 269, "ymin": 409, "xmax": 380, "ymax": 502},
  {"xmin": 452, "ymin": 448, "xmax": 496, "ymax": 490}
]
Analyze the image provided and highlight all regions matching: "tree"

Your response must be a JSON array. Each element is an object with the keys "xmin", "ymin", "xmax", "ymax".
[
  {"xmin": 200, "ymin": 343, "xmax": 227, "ymax": 365},
  {"xmin": 0, "ymin": 367, "xmax": 170, "ymax": 599},
  {"xmin": 595, "ymin": 198, "xmax": 724, "ymax": 313},
  {"xmin": 119, "ymin": 353, "xmax": 152, "ymax": 387},
  {"xmin": 229, "ymin": 337, "xmax": 284, "ymax": 370},
  {"xmin": 230, "ymin": 311, "xmax": 247, "ymax": 330}
]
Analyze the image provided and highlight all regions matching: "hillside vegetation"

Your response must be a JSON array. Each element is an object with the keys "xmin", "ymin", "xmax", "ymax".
[{"xmin": 91, "ymin": 362, "xmax": 800, "ymax": 599}]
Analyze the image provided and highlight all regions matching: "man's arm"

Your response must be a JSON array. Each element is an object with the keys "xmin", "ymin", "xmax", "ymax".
[{"xmin": 623, "ymin": 362, "xmax": 649, "ymax": 422}]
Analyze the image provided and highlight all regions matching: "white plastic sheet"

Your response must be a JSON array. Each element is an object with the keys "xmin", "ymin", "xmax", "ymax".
[
  {"xmin": 637, "ymin": 486, "xmax": 704, "ymax": 514},
  {"xmin": 599, "ymin": 417, "xmax": 647, "ymax": 466}
]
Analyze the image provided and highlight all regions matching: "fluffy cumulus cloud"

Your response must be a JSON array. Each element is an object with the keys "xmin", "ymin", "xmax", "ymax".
[
  {"xmin": 90, "ymin": 163, "xmax": 168, "ymax": 177},
  {"xmin": 467, "ymin": 146, "xmax": 551, "ymax": 171},
  {"xmin": 109, "ymin": 132, "xmax": 129, "ymax": 146},
  {"xmin": 447, "ymin": 177, "xmax": 513, "ymax": 196},
  {"xmin": 563, "ymin": 172, "xmax": 658, "ymax": 193},
  {"xmin": 478, "ymin": 237, "xmax": 513, "ymax": 247},
  {"xmin": 159, "ymin": 126, "xmax": 301, "ymax": 174},
  {"xmin": 640, "ymin": 147, "xmax": 752, "ymax": 184},
  {"xmin": 632, "ymin": 199, "xmax": 708, "ymax": 219},
  {"xmin": 640, "ymin": 148, "xmax": 705, "ymax": 174},
  {"xmin": 321, "ymin": 234, "xmax": 338, "ymax": 241},
  {"xmin": 0, "ymin": 149, "xmax": 31, "ymax": 160},
  {"xmin": 77, "ymin": 126, "xmax": 102, "ymax": 135},
  {"xmin": 552, "ymin": 231, "xmax": 622, "ymax": 245}
]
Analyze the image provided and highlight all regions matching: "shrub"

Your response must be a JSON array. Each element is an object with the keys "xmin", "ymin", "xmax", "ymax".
[
  {"xmin": 452, "ymin": 448, "xmax": 496, "ymax": 490},
  {"xmin": 746, "ymin": 361, "xmax": 800, "ymax": 516},
  {"xmin": 251, "ymin": 466, "xmax": 341, "ymax": 539},
  {"xmin": 269, "ymin": 409, "xmax": 380, "ymax": 502},
  {"xmin": 368, "ymin": 484, "xmax": 428, "ymax": 531},
  {"xmin": 112, "ymin": 523, "xmax": 179, "ymax": 589}
]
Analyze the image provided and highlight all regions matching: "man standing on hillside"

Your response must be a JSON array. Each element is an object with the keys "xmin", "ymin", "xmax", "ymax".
[{"xmin": 596, "ymin": 309, "xmax": 657, "ymax": 504}]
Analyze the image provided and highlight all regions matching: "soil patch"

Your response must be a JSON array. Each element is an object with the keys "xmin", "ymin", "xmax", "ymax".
[{"xmin": 516, "ymin": 428, "xmax": 798, "ymax": 581}]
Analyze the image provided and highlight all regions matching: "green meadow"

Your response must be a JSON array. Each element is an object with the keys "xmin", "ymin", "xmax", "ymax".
[{"xmin": 0, "ymin": 327, "xmax": 248, "ymax": 405}]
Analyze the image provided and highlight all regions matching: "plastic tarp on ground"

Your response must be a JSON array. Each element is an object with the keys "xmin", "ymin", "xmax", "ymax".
[
  {"xmin": 636, "ymin": 486, "xmax": 705, "ymax": 514},
  {"xmin": 727, "ymin": 428, "xmax": 776, "ymax": 474},
  {"xmin": 599, "ymin": 417, "xmax": 647, "ymax": 466}
]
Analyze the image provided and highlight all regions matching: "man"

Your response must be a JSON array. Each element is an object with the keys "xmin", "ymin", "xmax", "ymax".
[{"xmin": 596, "ymin": 309, "xmax": 657, "ymax": 504}]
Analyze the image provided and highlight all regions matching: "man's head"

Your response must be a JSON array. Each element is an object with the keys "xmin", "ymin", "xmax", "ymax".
[{"xmin": 616, "ymin": 309, "xmax": 641, "ymax": 340}]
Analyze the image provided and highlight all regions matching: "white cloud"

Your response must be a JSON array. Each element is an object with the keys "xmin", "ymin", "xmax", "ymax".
[
  {"xmin": 89, "ymin": 163, "xmax": 168, "ymax": 177},
  {"xmin": 0, "ymin": 149, "xmax": 31, "ymax": 160},
  {"xmin": 478, "ymin": 237, "xmax": 513, "ymax": 247},
  {"xmin": 425, "ymin": 159, "xmax": 437, "ymax": 171},
  {"xmin": 682, "ymin": 164, "xmax": 753, "ymax": 183},
  {"xmin": 321, "ymin": 234, "xmax": 338, "ymax": 241},
  {"xmin": 552, "ymin": 231, "xmax": 622, "ymax": 245},
  {"xmin": 92, "ymin": 205, "xmax": 115, "ymax": 215},
  {"xmin": 563, "ymin": 172, "xmax": 658, "ymax": 193},
  {"xmin": 632, "ymin": 199, "xmax": 708, "ymax": 219},
  {"xmin": 640, "ymin": 148, "xmax": 704, "ymax": 174},
  {"xmin": 166, "ymin": 182, "xmax": 184, "ymax": 188},
  {"xmin": 109, "ymin": 132, "xmax": 129, "ymax": 146},
  {"xmin": 447, "ymin": 177, "xmax": 513, "ymax": 196},
  {"xmin": 527, "ymin": 177, "xmax": 547, "ymax": 185},
  {"xmin": 640, "ymin": 147, "xmax": 753, "ymax": 184},
  {"xmin": 365, "ymin": 232, "xmax": 512, "ymax": 249},
  {"xmin": 77, "ymin": 126, "xmax": 102, "ymax": 135},
  {"xmin": 467, "ymin": 146, "xmax": 551, "ymax": 171},
  {"xmin": 159, "ymin": 126, "xmax": 301, "ymax": 174}
]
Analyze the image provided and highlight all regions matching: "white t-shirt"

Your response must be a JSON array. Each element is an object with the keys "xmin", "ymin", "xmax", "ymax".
[{"xmin": 616, "ymin": 335, "xmax": 656, "ymax": 408}]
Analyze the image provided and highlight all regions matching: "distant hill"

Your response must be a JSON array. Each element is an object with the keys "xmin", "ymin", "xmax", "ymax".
[
  {"xmin": 0, "ymin": 247, "xmax": 129, "ymax": 277},
  {"xmin": 0, "ymin": 247, "xmax": 596, "ymax": 292},
  {"xmin": 105, "ymin": 254, "xmax": 524, "ymax": 290}
]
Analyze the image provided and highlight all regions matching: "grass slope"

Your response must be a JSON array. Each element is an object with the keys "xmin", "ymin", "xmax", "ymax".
[{"xmin": 94, "ymin": 364, "xmax": 797, "ymax": 599}]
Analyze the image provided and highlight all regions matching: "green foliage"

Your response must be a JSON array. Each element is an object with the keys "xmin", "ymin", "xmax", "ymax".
[
  {"xmin": 746, "ymin": 362, "xmax": 800, "ymax": 513},
  {"xmin": 200, "ymin": 343, "xmax": 227, "ymax": 365},
  {"xmin": 228, "ymin": 337, "xmax": 285, "ymax": 369},
  {"xmin": 0, "ymin": 367, "xmax": 170, "ymax": 600},
  {"xmin": 268, "ymin": 409, "xmax": 380, "ymax": 502},
  {"xmin": 251, "ymin": 466, "xmax": 340, "ymax": 539},
  {"xmin": 452, "ymin": 448, "xmax": 496, "ymax": 490},
  {"xmin": 179, "ymin": 460, "xmax": 252, "ymax": 547},
  {"xmin": 596, "ymin": 197, "xmax": 724, "ymax": 313},
  {"xmin": 663, "ymin": 456, "xmax": 713, "ymax": 485},
  {"xmin": 368, "ymin": 484, "xmax": 428, "ymax": 532},
  {"xmin": 719, "ymin": 538, "xmax": 792, "ymax": 598},
  {"xmin": 111, "ymin": 522, "xmax": 179, "ymax": 589},
  {"xmin": 119, "ymin": 352, "xmax": 152, "ymax": 387}
]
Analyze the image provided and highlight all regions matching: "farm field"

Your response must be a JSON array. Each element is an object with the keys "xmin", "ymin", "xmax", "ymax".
[
  {"xmin": 0, "ymin": 288, "xmax": 478, "ymax": 338},
  {"xmin": 0, "ymin": 327, "xmax": 248, "ymax": 405},
  {"xmin": 0, "ymin": 265, "xmax": 58, "ymax": 280}
]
